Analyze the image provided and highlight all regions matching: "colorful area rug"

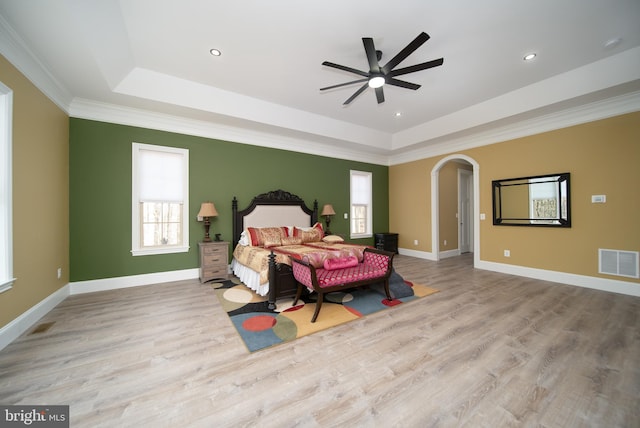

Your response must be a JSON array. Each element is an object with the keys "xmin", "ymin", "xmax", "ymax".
[{"xmin": 211, "ymin": 276, "xmax": 438, "ymax": 352}]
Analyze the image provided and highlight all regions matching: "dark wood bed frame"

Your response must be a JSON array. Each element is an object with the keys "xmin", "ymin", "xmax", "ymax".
[{"xmin": 232, "ymin": 189, "xmax": 318, "ymax": 309}]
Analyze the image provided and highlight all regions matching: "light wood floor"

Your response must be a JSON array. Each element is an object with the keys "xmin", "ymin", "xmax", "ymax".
[{"xmin": 1, "ymin": 254, "xmax": 638, "ymax": 427}]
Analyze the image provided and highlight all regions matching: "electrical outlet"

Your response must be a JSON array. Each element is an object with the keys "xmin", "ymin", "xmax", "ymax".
[
  {"xmin": 414, "ymin": 239, "xmax": 419, "ymax": 246},
  {"xmin": 444, "ymin": 240, "xmax": 447, "ymax": 246},
  {"xmin": 343, "ymin": 213, "xmax": 348, "ymax": 219},
  {"xmin": 57, "ymin": 268, "xmax": 62, "ymax": 279},
  {"xmin": 504, "ymin": 250, "xmax": 510, "ymax": 257}
]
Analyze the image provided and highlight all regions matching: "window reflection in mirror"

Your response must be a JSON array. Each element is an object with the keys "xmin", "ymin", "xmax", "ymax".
[{"xmin": 493, "ymin": 173, "xmax": 571, "ymax": 227}]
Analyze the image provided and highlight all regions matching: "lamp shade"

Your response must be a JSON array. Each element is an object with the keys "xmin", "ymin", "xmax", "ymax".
[
  {"xmin": 198, "ymin": 202, "xmax": 218, "ymax": 218},
  {"xmin": 321, "ymin": 204, "xmax": 336, "ymax": 216}
]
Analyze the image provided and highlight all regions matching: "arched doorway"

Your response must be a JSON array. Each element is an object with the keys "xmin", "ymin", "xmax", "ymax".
[{"xmin": 431, "ymin": 154, "xmax": 480, "ymax": 267}]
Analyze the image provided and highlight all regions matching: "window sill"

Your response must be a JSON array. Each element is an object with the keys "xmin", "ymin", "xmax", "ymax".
[
  {"xmin": 131, "ymin": 246, "xmax": 189, "ymax": 256},
  {"xmin": 350, "ymin": 234, "xmax": 373, "ymax": 240},
  {"xmin": 0, "ymin": 278, "xmax": 16, "ymax": 294}
]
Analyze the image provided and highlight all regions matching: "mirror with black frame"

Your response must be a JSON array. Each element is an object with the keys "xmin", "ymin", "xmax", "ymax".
[{"xmin": 492, "ymin": 172, "xmax": 571, "ymax": 227}]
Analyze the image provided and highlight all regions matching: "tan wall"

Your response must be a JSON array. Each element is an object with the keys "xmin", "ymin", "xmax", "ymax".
[
  {"xmin": 389, "ymin": 158, "xmax": 432, "ymax": 250},
  {"xmin": 0, "ymin": 55, "xmax": 69, "ymax": 328},
  {"xmin": 390, "ymin": 112, "xmax": 640, "ymax": 284}
]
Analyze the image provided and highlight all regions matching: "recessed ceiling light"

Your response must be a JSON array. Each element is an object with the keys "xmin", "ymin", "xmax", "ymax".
[
  {"xmin": 523, "ymin": 53, "xmax": 537, "ymax": 61},
  {"xmin": 209, "ymin": 48, "xmax": 222, "ymax": 56},
  {"xmin": 395, "ymin": 112, "xmax": 402, "ymax": 117},
  {"xmin": 604, "ymin": 37, "xmax": 622, "ymax": 50}
]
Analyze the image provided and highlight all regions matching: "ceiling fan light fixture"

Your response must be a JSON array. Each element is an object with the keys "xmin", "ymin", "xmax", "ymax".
[
  {"xmin": 320, "ymin": 32, "xmax": 443, "ymax": 105},
  {"xmin": 368, "ymin": 76, "xmax": 385, "ymax": 88}
]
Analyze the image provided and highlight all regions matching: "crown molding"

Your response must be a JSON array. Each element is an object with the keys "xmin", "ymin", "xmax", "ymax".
[
  {"xmin": 389, "ymin": 90, "xmax": 640, "ymax": 165},
  {"xmin": 53, "ymin": 88, "xmax": 640, "ymax": 167},
  {"xmin": 0, "ymin": 14, "xmax": 72, "ymax": 113},
  {"xmin": 69, "ymin": 98, "xmax": 391, "ymax": 165}
]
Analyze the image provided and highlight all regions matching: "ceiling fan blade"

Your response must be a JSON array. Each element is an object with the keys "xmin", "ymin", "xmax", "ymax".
[
  {"xmin": 322, "ymin": 61, "xmax": 369, "ymax": 78},
  {"xmin": 343, "ymin": 83, "xmax": 369, "ymax": 105},
  {"xmin": 389, "ymin": 58, "xmax": 444, "ymax": 77},
  {"xmin": 381, "ymin": 32, "xmax": 430, "ymax": 74},
  {"xmin": 362, "ymin": 37, "xmax": 380, "ymax": 73},
  {"xmin": 386, "ymin": 78, "xmax": 421, "ymax": 90},
  {"xmin": 320, "ymin": 78, "xmax": 368, "ymax": 91},
  {"xmin": 375, "ymin": 86, "xmax": 385, "ymax": 104}
]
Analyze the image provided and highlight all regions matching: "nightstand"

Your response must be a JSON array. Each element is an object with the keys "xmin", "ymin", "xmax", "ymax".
[
  {"xmin": 374, "ymin": 233, "xmax": 399, "ymax": 254},
  {"xmin": 198, "ymin": 241, "xmax": 229, "ymax": 283}
]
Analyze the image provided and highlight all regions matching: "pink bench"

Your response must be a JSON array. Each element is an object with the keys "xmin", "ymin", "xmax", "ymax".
[{"xmin": 290, "ymin": 247, "xmax": 395, "ymax": 322}]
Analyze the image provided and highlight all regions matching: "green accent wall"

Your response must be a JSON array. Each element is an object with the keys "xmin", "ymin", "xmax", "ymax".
[{"xmin": 70, "ymin": 118, "xmax": 389, "ymax": 281}]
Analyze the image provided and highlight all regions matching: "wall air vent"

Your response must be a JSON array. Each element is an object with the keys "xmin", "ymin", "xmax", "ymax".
[{"xmin": 599, "ymin": 249, "xmax": 639, "ymax": 278}]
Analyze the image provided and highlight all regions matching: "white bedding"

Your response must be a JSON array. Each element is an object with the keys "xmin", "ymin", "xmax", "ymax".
[{"xmin": 231, "ymin": 258, "xmax": 269, "ymax": 296}]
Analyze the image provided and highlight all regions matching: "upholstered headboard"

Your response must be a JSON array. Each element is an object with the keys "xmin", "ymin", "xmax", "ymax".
[{"xmin": 232, "ymin": 189, "xmax": 318, "ymax": 245}]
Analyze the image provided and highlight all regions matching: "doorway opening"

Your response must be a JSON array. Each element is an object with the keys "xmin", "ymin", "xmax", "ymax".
[{"xmin": 431, "ymin": 154, "xmax": 480, "ymax": 267}]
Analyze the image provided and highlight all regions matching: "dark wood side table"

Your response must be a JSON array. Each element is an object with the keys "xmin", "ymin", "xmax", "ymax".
[{"xmin": 374, "ymin": 233, "xmax": 398, "ymax": 254}]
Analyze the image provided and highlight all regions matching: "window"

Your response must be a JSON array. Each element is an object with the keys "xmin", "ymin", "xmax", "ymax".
[
  {"xmin": 0, "ymin": 82, "xmax": 14, "ymax": 293},
  {"xmin": 350, "ymin": 170, "xmax": 372, "ymax": 239},
  {"xmin": 132, "ymin": 143, "xmax": 189, "ymax": 256}
]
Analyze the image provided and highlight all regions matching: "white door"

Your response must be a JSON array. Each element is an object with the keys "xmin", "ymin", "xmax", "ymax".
[{"xmin": 458, "ymin": 169, "xmax": 473, "ymax": 254}]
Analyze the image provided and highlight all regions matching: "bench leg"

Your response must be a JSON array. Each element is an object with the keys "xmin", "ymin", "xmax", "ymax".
[
  {"xmin": 311, "ymin": 292, "xmax": 324, "ymax": 323},
  {"xmin": 383, "ymin": 279, "xmax": 392, "ymax": 301},
  {"xmin": 292, "ymin": 283, "xmax": 304, "ymax": 306}
]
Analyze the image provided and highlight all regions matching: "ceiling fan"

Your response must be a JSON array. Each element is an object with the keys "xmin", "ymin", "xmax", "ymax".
[{"xmin": 320, "ymin": 32, "xmax": 444, "ymax": 105}]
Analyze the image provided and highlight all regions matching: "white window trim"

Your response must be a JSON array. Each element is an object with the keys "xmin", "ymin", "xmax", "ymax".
[
  {"xmin": 131, "ymin": 142, "xmax": 189, "ymax": 256},
  {"xmin": 0, "ymin": 82, "xmax": 15, "ymax": 293},
  {"xmin": 350, "ymin": 170, "xmax": 373, "ymax": 239}
]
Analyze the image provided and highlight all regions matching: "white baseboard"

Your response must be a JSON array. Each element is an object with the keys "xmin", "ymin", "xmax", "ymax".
[
  {"xmin": 0, "ymin": 284, "xmax": 70, "ymax": 351},
  {"xmin": 398, "ymin": 248, "xmax": 436, "ymax": 260},
  {"xmin": 439, "ymin": 249, "xmax": 460, "ymax": 259},
  {"xmin": 397, "ymin": 247, "xmax": 639, "ymax": 297},
  {"xmin": 69, "ymin": 268, "xmax": 200, "ymax": 294},
  {"xmin": 397, "ymin": 248, "xmax": 461, "ymax": 260},
  {"xmin": 0, "ymin": 268, "xmax": 201, "ymax": 352},
  {"xmin": 475, "ymin": 260, "xmax": 640, "ymax": 297}
]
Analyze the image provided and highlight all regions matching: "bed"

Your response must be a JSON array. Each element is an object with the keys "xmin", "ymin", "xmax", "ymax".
[{"xmin": 230, "ymin": 189, "xmax": 369, "ymax": 309}]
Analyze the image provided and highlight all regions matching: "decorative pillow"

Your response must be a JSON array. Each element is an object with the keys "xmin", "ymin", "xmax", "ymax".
[
  {"xmin": 245, "ymin": 227, "xmax": 261, "ymax": 246},
  {"xmin": 281, "ymin": 236, "xmax": 302, "ymax": 246},
  {"xmin": 293, "ymin": 222, "xmax": 324, "ymax": 243},
  {"xmin": 323, "ymin": 256, "xmax": 359, "ymax": 271},
  {"xmin": 245, "ymin": 226, "xmax": 288, "ymax": 246},
  {"xmin": 295, "ymin": 228, "xmax": 320, "ymax": 243},
  {"xmin": 322, "ymin": 235, "xmax": 344, "ymax": 244},
  {"xmin": 263, "ymin": 235, "xmax": 282, "ymax": 248},
  {"xmin": 259, "ymin": 227, "xmax": 287, "ymax": 247}
]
